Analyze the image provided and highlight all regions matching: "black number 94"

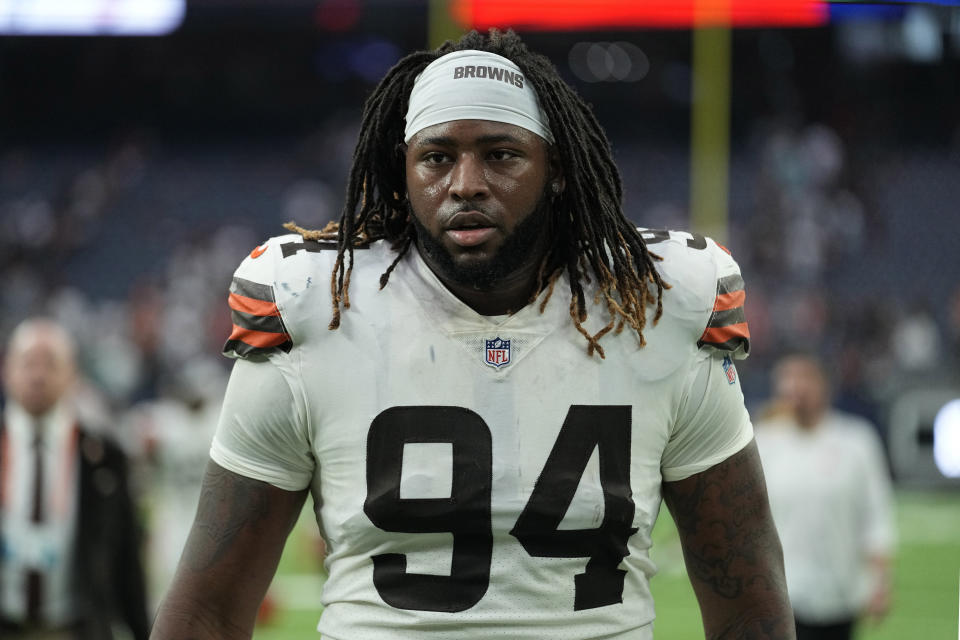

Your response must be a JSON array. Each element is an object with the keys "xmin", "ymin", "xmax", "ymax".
[{"xmin": 364, "ymin": 405, "xmax": 638, "ymax": 613}]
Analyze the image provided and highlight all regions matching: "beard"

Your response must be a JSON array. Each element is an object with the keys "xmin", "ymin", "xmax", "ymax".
[{"xmin": 410, "ymin": 189, "xmax": 554, "ymax": 292}]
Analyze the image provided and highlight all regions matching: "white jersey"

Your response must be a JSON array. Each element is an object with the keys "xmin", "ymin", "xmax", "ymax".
[{"xmin": 211, "ymin": 228, "xmax": 754, "ymax": 640}]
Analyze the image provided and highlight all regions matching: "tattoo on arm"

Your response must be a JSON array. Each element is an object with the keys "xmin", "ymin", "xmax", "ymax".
[
  {"xmin": 186, "ymin": 464, "xmax": 273, "ymax": 571},
  {"xmin": 711, "ymin": 611, "xmax": 794, "ymax": 640},
  {"xmin": 665, "ymin": 442, "xmax": 778, "ymax": 597},
  {"xmin": 152, "ymin": 463, "xmax": 307, "ymax": 639},
  {"xmin": 662, "ymin": 441, "xmax": 794, "ymax": 640}
]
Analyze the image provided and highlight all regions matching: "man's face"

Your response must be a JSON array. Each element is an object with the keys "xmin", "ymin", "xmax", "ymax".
[
  {"xmin": 3, "ymin": 327, "xmax": 76, "ymax": 417},
  {"xmin": 772, "ymin": 356, "xmax": 828, "ymax": 427},
  {"xmin": 404, "ymin": 119, "xmax": 555, "ymax": 290}
]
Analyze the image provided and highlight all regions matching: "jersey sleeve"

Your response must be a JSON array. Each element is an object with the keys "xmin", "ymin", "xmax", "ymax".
[
  {"xmin": 641, "ymin": 228, "xmax": 751, "ymax": 360},
  {"xmin": 695, "ymin": 248, "xmax": 750, "ymax": 358},
  {"xmin": 660, "ymin": 350, "xmax": 754, "ymax": 482},
  {"xmin": 209, "ymin": 356, "xmax": 314, "ymax": 491},
  {"xmin": 222, "ymin": 236, "xmax": 298, "ymax": 359}
]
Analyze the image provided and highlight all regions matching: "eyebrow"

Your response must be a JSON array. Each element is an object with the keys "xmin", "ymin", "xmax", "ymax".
[{"xmin": 414, "ymin": 133, "xmax": 524, "ymax": 148}]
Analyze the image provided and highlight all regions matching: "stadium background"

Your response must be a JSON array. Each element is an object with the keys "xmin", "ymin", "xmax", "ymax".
[{"xmin": 1, "ymin": 0, "xmax": 958, "ymax": 637}]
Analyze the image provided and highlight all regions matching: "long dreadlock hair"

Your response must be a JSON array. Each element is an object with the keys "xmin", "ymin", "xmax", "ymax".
[{"xmin": 285, "ymin": 28, "xmax": 668, "ymax": 358}]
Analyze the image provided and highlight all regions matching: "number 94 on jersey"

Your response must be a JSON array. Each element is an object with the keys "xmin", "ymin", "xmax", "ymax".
[{"xmin": 363, "ymin": 404, "xmax": 639, "ymax": 613}]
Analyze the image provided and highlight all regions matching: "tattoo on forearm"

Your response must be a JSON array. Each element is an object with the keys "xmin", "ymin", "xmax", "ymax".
[
  {"xmin": 662, "ymin": 443, "xmax": 793, "ymax": 639},
  {"xmin": 666, "ymin": 448, "xmax": 777, "ymax": 598},
  {"xmin": 186, "ymin": 465, "xmax": 272, "ymax": 571},
  {"xmin": 712, "ymin": 611, "xmax": 792, "ymax": 640}
]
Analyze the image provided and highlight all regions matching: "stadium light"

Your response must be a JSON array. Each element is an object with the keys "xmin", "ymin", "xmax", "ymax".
[
  {"xmin": 889, "ymin": 389, "xmax": 960, "ymax": 487},
  {"xmin": 0, "ymin": 0, "xmax": 185, "ymax": 36},
  {"xmin": 933, "ymin": 399, "xmax": 960, "ymax": 478}
]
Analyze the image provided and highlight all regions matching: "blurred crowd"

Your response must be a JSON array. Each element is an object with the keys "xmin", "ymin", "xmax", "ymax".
[
  {"xmin": 3, "ymin": 115, "xmax": 960, "ymax": 425},
  {"xmin": 1, "ymin": 112, "xmax": 959, "ymax": 606},
  {"xmin": 736, "ymin": 118, "xmax": 960, "ymax": 423},
  {"xmin": 733, "ymin": 119, "xmax": 957, "ymax": 422}
]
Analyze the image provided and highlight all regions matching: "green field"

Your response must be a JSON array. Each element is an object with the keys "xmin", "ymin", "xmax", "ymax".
[{"xmin": 253, "ymin": 490, "xmax": 960, "ymax": 639}]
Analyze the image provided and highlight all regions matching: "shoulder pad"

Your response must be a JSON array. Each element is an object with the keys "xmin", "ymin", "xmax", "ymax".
[
  {"xmin": 223, "ymin": 234, "xmax": 337, "ymax": 358},
  {"xmin": 639, "ymin": 228, "xmax": 750, "ymax": 359},
  {"xmin": 235, "ymin": 233, "xmax": 340, "ymax": 283}
]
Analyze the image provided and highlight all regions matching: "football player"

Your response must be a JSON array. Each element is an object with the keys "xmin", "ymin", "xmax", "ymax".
[{"xmin": 152, "ymin": 29, "xmax": 794, "ymax": 640}]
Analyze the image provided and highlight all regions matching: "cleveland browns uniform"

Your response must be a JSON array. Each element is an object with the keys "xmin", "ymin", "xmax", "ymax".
[{"xmin": 211, "ymin": 228, "xmax": 753, "ymax": 639}]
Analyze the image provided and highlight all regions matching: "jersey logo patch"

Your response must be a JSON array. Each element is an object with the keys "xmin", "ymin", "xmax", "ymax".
[
  {"xmin": 250, "ymin": 243, "xmax": 268, "ymax": 259},
  {"xmin": 722, "ymin": 355, "xmax": 737, "ymax": 384},
  {"xmin": 484, "ymin": 337, "xmax": 511, "ymax": 368}
]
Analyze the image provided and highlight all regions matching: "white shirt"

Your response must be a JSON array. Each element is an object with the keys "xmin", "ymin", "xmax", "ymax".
[
  {"xmin": 1, "ymin": 401, "xmax": 80, "ymax": 626},
  {"xmin": 133, "ymin": 394, "xmax": 222, "ymax": 609},
  {"xmin": 756, "ymin": 411, "xmax": 896, "ymax": 623},
  {"xmin": 212, "ymin": 230, "xmax": 755, "ymax": 639}
]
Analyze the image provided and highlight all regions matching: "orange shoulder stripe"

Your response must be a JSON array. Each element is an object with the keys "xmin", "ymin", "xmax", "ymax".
[
  {"xmin": 713, "ymin": 289, "xmax": 746, "ymax": 312},
  {"xmin": 229, "ymin": 292, "xmax": 281, "ymax": 317},
  {"xmin": 700, "ymin": 322, "xmax": 751, "ymax": 344},
  {"xmin": 228, "ymin": 325, "xmax": 290, "ymax": 348}
]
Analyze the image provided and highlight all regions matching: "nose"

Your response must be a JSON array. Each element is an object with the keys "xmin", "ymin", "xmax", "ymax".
[{"xmin": 448, "ymin": 153, "xmax": 488, "ymax": 202}]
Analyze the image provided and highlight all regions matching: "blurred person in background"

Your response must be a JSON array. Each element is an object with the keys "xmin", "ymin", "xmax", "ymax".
[
  {"xmin": 126, "ymin": 357, "xmax": 227, "ymax": 612},
  {"xmin": 755, "ymin": 352, "xmax": 896, "ymax": 640},
  {"xmin": 0, "ymin": 318, "xmax": 150, "ymax": 640},
  {"xmin": 153, "ymin": 29, "xmax": 793, "ymax": 639}
]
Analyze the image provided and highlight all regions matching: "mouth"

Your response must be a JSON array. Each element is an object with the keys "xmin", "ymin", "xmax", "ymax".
[{"xmin": 444, "ymin": 211, "xmax": 498, "ymax": 247}]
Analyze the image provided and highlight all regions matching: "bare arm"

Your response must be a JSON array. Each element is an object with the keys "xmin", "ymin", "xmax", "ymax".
[
  {"xmin": 863, "ymin": 553, "xmax": 893, "ymax": 621},
  {"xmin": 662, "ymin": 439, "xmax": 795, "ymax": 640},
  {"xmin": 150, "ymin": 460, "xmax": 309, "ymax": 640}
]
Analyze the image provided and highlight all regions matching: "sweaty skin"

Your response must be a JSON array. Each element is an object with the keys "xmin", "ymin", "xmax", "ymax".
[{"xmin": 404, "ymin": 119, "xmax": 561, "ymax": 315}]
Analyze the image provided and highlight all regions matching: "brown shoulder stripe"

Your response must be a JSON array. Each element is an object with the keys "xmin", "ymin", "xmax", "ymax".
[
  {"xmin": 230, "ymin": 307, "xmax": 286, "ymax": 335},
  {"xmin": 698, "ymin": 273, "xmax": 750, "ymax": 353},
  {"xmin": 230, "ymin": 277, "xmax": 275, "ymax": 302},
  {"xmin": 223, "ymin": 277, "xmax": 292, "ymax": 356}
]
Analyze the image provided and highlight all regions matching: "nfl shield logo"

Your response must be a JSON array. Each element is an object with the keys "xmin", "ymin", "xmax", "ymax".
[
  {"xmin": 722, "ymin": 355, "xmax": 737, "ymax": 385},
  {"xmin": 485, "ymin": 337, "xmax": 511, "ymax": 368}
]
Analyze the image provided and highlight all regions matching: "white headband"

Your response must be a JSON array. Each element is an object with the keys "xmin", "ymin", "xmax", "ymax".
[{"xmin": 404, "ymin": 50, "xmax": 554, "ymax": 144}]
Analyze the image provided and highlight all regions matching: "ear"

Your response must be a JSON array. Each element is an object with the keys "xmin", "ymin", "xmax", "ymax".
[
  {"xmin": 397, "ymin": 142, "xmax": 410, "ymax": 198},
  {"xmin": 547, "ymin": 146, "xmax": 565, "ymax": 194}
]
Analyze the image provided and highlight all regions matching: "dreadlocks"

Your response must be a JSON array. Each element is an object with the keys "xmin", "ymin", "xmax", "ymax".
[{"xmin": 285, "ymin": 28, "xmax": 668, "ymax": 358}]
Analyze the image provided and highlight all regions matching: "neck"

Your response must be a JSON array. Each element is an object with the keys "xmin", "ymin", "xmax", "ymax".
[
  {"xmin": 10, "ymin": 400, "xmax": 59, "ymax": 421},
  {"xmin": 435, "ymin": 268, "xmax": 539, "ymax": 316},
  {"xmin": 417, "ymin": 236, "xmax": 553, "ymax": 316},
  {"xmin": 795, "ymin": 407, "xmax": 825, "ymax": 430}
]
